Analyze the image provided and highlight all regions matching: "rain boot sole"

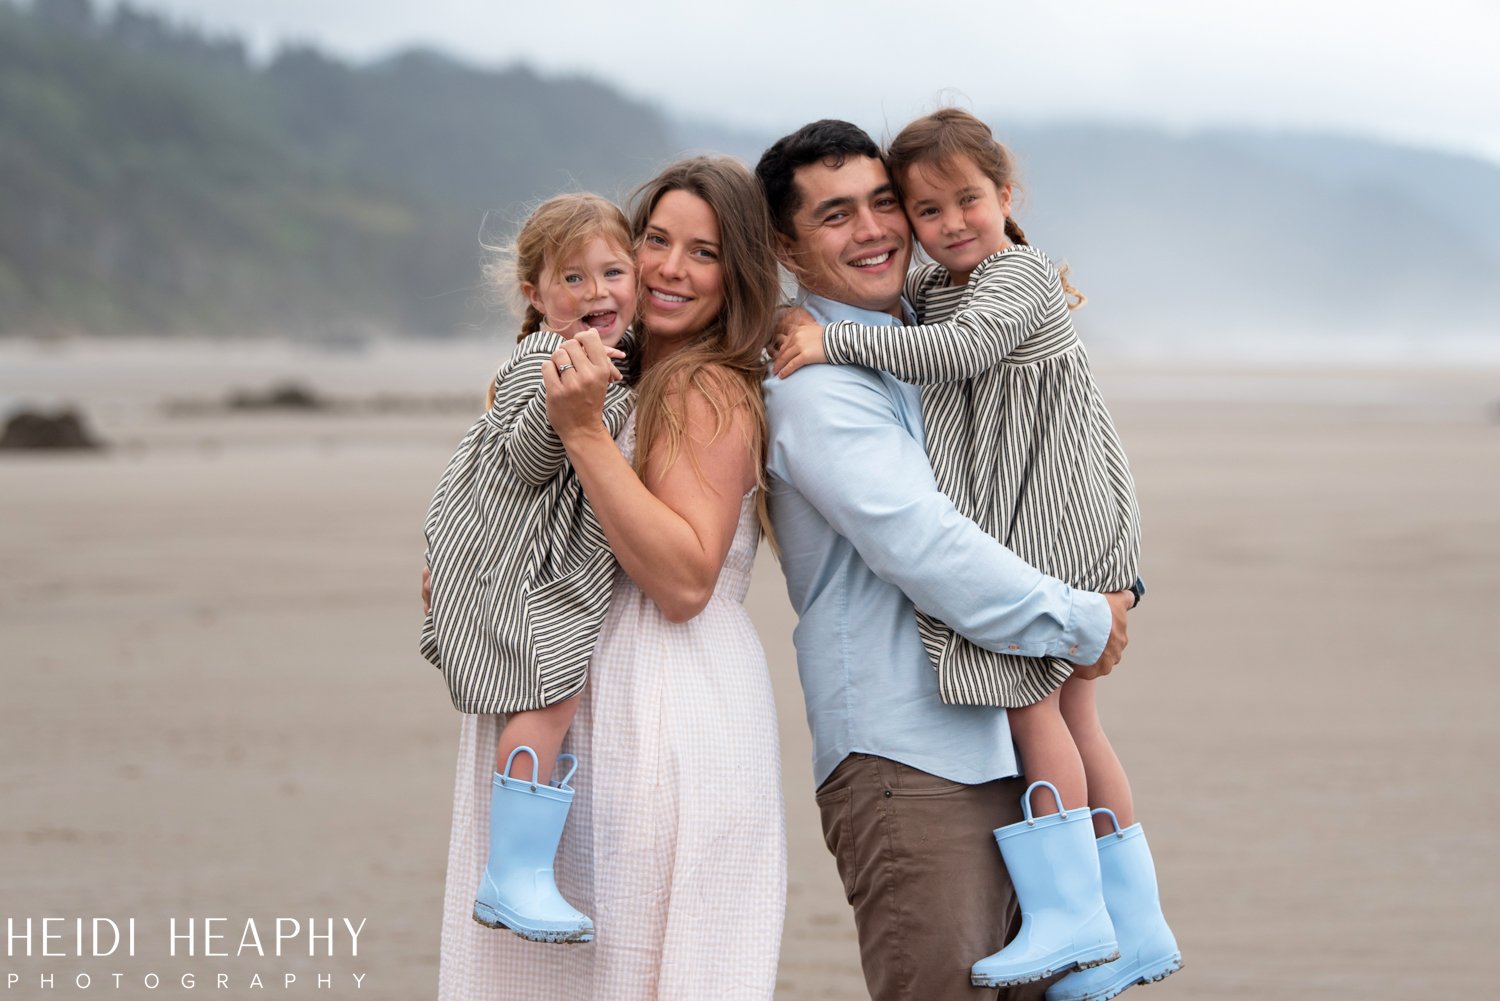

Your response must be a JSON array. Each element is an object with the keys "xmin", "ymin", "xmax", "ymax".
[
  {"xmin": 472, "ymin": 900, "xmax": 594, "ymax": 944},
  {"xmin": 972, "ymin": 945, "xmax": 1121, "ymax": 987},
  {"xmin": 1055, "ymin": 954, "xmax": 1183, "ymax": 1001}
]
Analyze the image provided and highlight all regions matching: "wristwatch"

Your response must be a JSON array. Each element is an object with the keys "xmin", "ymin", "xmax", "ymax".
[{"xmin": 1129, "ymin": 577, "xmax": 1146, "ymax": 609}]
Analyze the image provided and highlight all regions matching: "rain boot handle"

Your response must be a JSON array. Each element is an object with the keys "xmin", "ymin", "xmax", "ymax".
[
  {"xmin": 553, "ymin": 753, "xmax": 579, "ymax": 790},
  {"xmin": 1021, "ymin": 779, "xmax": 1069, "ymax": 824},
  {"xmin": 500, "ymin": 745, "xmax": 542, "ymax": 791},
  {"xmin": 1090, "ymin": 807, "xmax": 1126, "ymax": 838}
]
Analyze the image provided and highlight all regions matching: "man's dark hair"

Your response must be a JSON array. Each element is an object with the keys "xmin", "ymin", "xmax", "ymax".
[{"xmin": 754, "ymin": 119, "xmax": 882, "ymax": 241}]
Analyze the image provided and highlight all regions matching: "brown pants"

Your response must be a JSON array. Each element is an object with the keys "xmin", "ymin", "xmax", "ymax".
[{"xmin": 815, "ymin": 754, "xmax": 1051, "ymax": 1001}]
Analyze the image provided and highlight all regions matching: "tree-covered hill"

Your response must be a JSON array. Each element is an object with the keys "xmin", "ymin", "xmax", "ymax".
[
  {"xmin": 0, "ymin": 0, "xmax": 676, "ymax": 338},
  {"xmin": 5, "ymin": 0, "xmax": 1498, "ymax": 350}
]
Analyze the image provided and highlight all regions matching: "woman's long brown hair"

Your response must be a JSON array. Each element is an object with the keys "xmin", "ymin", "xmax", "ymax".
[{"xmin": 628, "ymin": 157, "xmax": 779, "ymax": 539}]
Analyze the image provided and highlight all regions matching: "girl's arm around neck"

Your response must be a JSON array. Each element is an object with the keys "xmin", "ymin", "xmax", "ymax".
[{"xmin": 823, "ymin": 250, "xmax": 1052, "ymax": 384}]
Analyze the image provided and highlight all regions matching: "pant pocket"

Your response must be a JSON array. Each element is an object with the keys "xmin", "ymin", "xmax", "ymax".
[{"xmin": 814, "ymin": 785, "xmax": 857, "ymax": 903}]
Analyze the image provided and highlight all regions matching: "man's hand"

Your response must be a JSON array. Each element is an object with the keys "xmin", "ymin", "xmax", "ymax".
[
  {"xmin": 422, "ymin": 565, "xmax": 432, "ymax": 615},
  {"xmin": 1072, "ymin": 589, "xmax": 1132, "ymax": 679}
]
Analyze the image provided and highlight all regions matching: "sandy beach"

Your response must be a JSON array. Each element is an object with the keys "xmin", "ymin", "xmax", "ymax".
[{"xmin": 2, "ymin": 338, "xmax": 1497, "ymax": 999}]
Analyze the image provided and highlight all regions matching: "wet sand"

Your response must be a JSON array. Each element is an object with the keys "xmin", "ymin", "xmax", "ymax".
[{"xmin": 2, "ymin": 339, "xmax": 1497, "ymax": 999}]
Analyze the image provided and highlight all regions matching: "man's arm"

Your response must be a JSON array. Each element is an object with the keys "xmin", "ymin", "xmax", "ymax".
[{"xmin": 766, "ymin": 366, "xmax": 1115, "ymax": 664}]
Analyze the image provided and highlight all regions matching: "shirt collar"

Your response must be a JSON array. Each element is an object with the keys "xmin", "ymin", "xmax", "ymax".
[{"xmin": 799, "ymin": 290, "xmax": 916, "ymax": 327}]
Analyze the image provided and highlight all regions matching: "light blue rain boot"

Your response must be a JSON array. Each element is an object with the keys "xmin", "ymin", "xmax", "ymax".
[
  {"xmin": 472, "ymin": 746, "xmax": 593, "ymax": 943},
  {"xmin": 1045, "ymin": 810, "xmax": 1181, "ymax": 1001},
  {"xmin": 971, "ymin": 781, "xmax": 1119, "ymax": 988}
]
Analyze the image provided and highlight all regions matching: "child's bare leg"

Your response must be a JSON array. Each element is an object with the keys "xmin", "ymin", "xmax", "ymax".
[
  {"xmin": 495, "ymin": 693, "xmax": 582, "ymax": 785},
  {"xmin": 476, "ymin": 691, "xmax": 592, "ymax": 939},
  {"xmin": 1059, "ymin": 676, "xmax": 1135, "ymax": 836},
  {"xmin": 1007, "ymin": 690, "xmax": 1087, "ymax": 814}
]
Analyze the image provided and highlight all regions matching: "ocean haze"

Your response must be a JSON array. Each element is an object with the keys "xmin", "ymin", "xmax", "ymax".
[
  {"xmin": 2, "ymin": 0, "xmax": 1498, "ymax": 359},
  {"xmin": 86, "ymin": 0, "xmax": 1500, "ymax": 168},
  {"xmin": 1002, "ymin": 125, "xmax": 1500, "ymax": 356}
]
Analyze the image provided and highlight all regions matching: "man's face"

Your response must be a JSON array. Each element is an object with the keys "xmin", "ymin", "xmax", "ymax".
[{"xmin": 778, "ymin": 156, "xmax": 911, "ymax": 316}]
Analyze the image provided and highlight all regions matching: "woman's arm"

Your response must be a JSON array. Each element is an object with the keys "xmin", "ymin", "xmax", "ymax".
[{"xmin": 544, "ymin": 333, "xmax": 756, "ymax": 623}]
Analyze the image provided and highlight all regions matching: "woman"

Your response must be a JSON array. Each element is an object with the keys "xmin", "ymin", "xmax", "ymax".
[{"xmin": 436, "ymin": 157, "xmax": 786, "ymax": 1001}]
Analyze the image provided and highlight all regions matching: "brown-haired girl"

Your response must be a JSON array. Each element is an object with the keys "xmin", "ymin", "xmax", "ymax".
[
  {"xmin": 422, "ymin": 192, "xmax": 636, "ymax": 944},
  {"xmin": 773, "ymin": 109, "xmax": 1180, "ymax": 999}
]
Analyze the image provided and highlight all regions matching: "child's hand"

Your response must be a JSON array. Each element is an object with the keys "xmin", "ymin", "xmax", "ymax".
[
  {"xmin": 772, "ymin": 304, "xmax": 814, "ymax": 341},
  {"xmin": 564, "ymin": 334, "xmax": 630, "ymax": 387},
  {"xmin": 771, "ymin": 308, "xmax": 827, "ymax": 378},
  {"xmin": 603, "ymin": 345, "xmax": 626, "ymax": 382},
  {"xmin": 566, "ymin": 340, "xmax": 627, "ymax": 382}
]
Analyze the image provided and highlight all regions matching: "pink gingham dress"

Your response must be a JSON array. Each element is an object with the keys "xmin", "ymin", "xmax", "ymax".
[{"xmin": 437, "ymin": 414, "xmax": 787, "ymax": 1000}]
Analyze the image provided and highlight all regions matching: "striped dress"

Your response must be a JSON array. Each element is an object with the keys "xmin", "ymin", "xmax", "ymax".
[
  {"xmin": 823, "ymin": 245, "xmax": 1140, "ymax": 708},
  {"xmin": 420, "ymin": 329, "xmax": 634, "ymax": 713},
  {"xmin": 437, "ymin": 413, "xmax": 786, "ymax": 1000}
]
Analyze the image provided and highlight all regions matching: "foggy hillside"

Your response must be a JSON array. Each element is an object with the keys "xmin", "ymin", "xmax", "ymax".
[
  {"xmin": 4, "ymin": 0, "xmax": 1498, "ymax": 356},
  {"xmin": 1005, "ymin": 125, "xmax": 1500, "ymax": 354}
]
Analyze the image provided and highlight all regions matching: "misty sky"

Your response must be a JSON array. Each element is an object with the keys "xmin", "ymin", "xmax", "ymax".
[{"xmin": 95, "ymin": 0, "xmax": 1500, "ymax": 164}]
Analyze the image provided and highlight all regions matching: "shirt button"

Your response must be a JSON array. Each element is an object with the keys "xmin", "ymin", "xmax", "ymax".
[
  {"xmin": 1070, "ymin": 645, "xmax": 1079, "ymax": 656},
  {"xmin": 1008, "ymin": 644, "xmax": 1019, "ymax": 651}
]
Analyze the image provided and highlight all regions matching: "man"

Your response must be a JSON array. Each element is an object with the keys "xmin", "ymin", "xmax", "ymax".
[{"xmin": 754, "ymin": 120, "xmax": 1133, "ymax": 1000}]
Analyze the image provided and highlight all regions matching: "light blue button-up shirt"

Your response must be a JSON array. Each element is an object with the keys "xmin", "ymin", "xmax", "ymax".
[{"xmin": 764, "ymin": 293, "xmax": 1111, "ymax": 788}]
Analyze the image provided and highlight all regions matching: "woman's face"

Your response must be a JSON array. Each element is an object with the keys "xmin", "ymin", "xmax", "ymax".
[{"xmin": 636, "ymin": 190, "xmax": 725, "ymax": 345}]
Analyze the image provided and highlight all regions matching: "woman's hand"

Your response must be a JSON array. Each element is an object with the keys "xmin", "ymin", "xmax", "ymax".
[
  {"xmin": 770, "ymin": 307, "xmax": 827, "ymax": 378},
  {"xmin": 541, "ymin": 331, "xmax": 624, "ymax": 441}
]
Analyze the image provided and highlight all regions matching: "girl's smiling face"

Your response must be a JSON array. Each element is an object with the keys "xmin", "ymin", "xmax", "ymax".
[
  {"xmin": 523, "ymin": 236, "xmax": 636, "ymax": 346},
  {"xmin": 901, "ymin": 157, "xmax": 1014, "ymax": 285}
]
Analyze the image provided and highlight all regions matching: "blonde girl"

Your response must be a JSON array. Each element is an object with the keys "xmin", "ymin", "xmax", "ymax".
[{"xmin": 422, "ymin": 192, "xmax": 635, "ymax": 944}]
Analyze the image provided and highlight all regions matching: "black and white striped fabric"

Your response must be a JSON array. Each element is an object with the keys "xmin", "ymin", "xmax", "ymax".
[
  {"xmin": 420, "ymin": 329, "xmax": 635, "ymax": 714},
  {"xmin": 824, "ymin": 246, "xmax": 1140, "ymax": 708}
]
